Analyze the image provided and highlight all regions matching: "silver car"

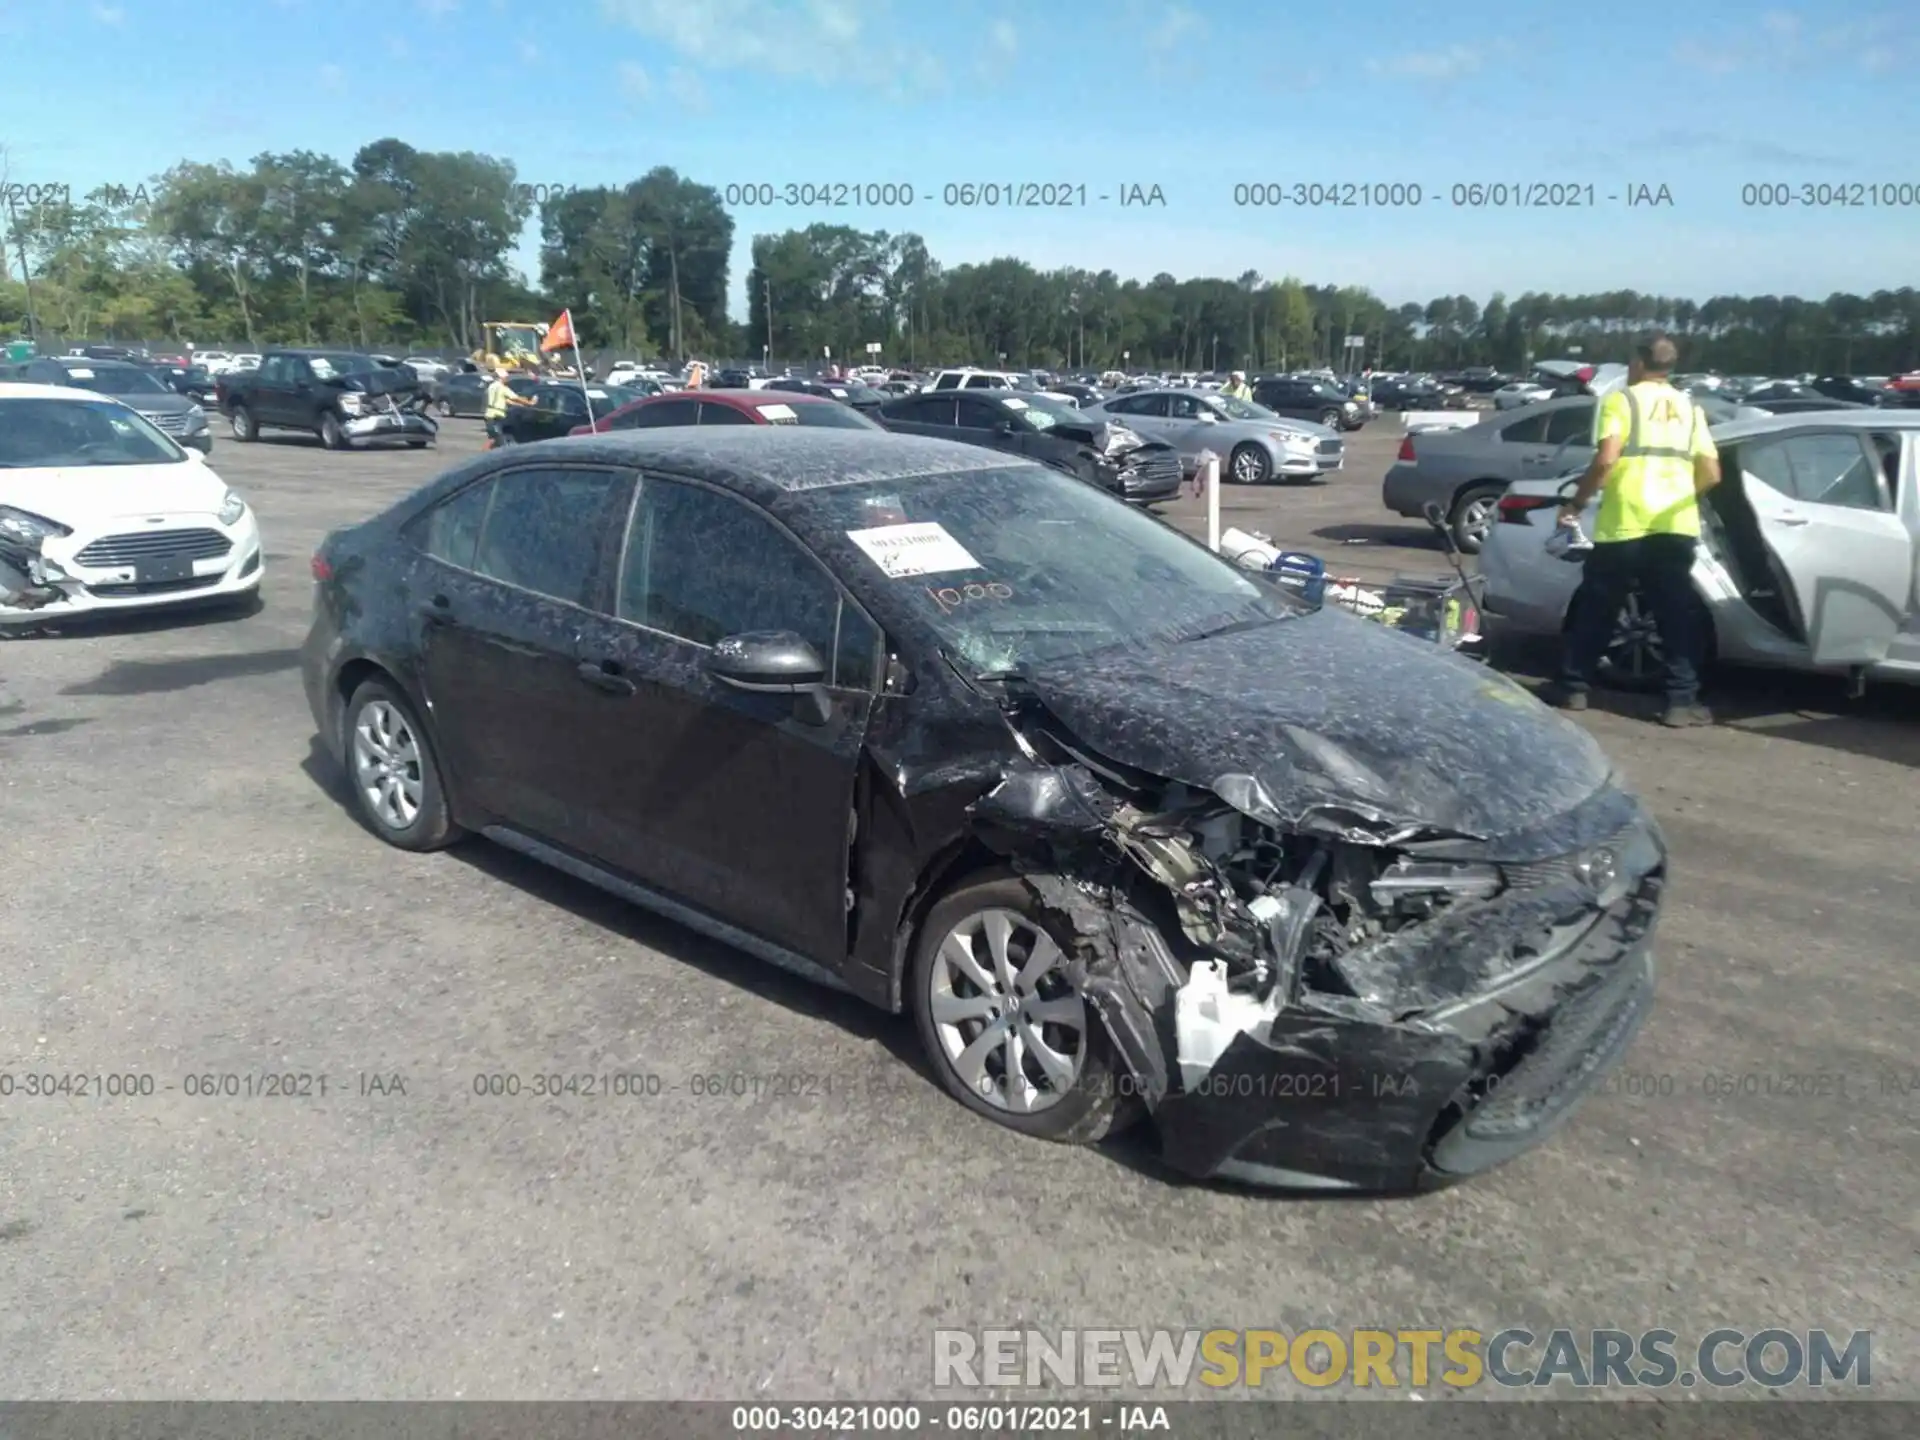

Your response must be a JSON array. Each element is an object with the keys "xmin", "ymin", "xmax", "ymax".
[
  {"xmin": 1087, "ymin": 388, "xmax": 1344, "ymax": 484},
  {"xmin": 1478, "ymin": 411, "xmax": 1920, "ymax": 689}
]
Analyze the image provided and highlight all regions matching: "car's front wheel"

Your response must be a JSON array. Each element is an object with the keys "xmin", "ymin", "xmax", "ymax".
[
  {"xmin": 228, "ymin": 405, "xmax": 256, "ymax": 442},
  {"xmin": 910, "ymin": 872, "xmax": 1134, "ymax": 1145},
  {"xmin": 319, "ymin": 411, "xmax": 348, "ymax": 450},
  {"xmin": 1228, "ymin": 441, "xmax": 1272, "ymax": 485},
  {"xmin": 343, "ymin": 679, "xmax": 461, "ymax": 851}
]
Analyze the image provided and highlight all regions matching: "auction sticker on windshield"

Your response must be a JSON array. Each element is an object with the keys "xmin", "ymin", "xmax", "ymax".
[
  {"xmin": 848, "ymin": 522, "xmax": 980, "ymax": 577},
  {"xmin": 756, "ymin": 403, "xmax": 798, "ymax": 422},
  {"xmin": 1002, "ymin": 397, "xmax": 1028, "ymax": 409},
  {"xmin": 68, "ymin": 368, "xmax": 94, "ymax": 379}
]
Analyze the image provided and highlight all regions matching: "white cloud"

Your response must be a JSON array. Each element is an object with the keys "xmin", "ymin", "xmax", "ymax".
[
  {"xmin": 990, "ymin": 19, "xmax": 1016, "ymax": 55},
  {"xmin": 91, "ymin": 4, "xmax": 124, "ymax": 23},
  {"xmin": 617, "ymin": 61, "xmax": 654, "ymax": 100},
  {"xmin": 600, "ymin": 0, "xmax": 943, "ymax": 92},
  {"xmin": 1366, "ymin": 45, "xmax": 1480, "ymax": 80},
  {"xmin": 318, "ymin": 63, "xmax": 344, "ymax": 89}
]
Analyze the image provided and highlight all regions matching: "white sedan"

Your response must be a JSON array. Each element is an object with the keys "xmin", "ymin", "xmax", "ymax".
[
  {"xmin": 1478, "ymin": 410, "xmax": 1920, "ymax": 689},
  {"xmin": 0, "ymin": 384, "xmax": 264, "ymax": 628},
  {"xmin": 1493, "ymin": 381, "xmax": 1555, "ymax": 409}
]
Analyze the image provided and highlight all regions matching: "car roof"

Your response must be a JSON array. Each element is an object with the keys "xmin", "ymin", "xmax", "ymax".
[
  {"xmin": 486, "ymin": 427, "xmax": 1029, "ymax": 503},
  {"xmin": 1708, "ymin": 409, "xmax": 1920, "ymax": 442},
  {"xmin": 43, "ymin": 356, "xmax": 139, "ymax": 369},
  {"xmin": 665, "ymin": 387, "xmax": 841, "ymax": 409},
  {"xmin": 0, "ymin": 381, "xmax": 127, "ymax": 401}
]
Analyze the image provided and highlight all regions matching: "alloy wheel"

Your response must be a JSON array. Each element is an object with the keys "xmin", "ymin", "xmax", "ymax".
[
  {"xmin": 352, "ymin": 699, "xmax": 424, "ymax": 831},
  {"xmin": 927, "ymin": 908, "xmax": 1087, "ymax": 1115},
  {"xmin": 1231, "ymin": 445, "xmax": 1269, "ymax": 484},
  {"xmin": 1454, "ymin": 493, "xmax": 1498, "ymax": 550},
  {"xmin": 1605, "ymin": 591, "xmax": 1664, "ymax": 683}
]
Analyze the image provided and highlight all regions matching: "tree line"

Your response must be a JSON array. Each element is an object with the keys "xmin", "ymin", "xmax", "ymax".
[{"xmin": 2, "ymin": 139, "xmax": 1917, "ymax": 376}]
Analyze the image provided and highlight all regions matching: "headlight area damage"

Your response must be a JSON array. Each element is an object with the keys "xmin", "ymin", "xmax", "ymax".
[{"xmin": 968, "ymin": 701, "xmax": 1666, "ymax": 1192}]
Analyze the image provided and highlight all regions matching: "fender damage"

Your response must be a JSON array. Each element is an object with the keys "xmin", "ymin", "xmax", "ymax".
[{"xmin": 965, "ymin": 685, "xmax": 1666, "ymax": 1192}]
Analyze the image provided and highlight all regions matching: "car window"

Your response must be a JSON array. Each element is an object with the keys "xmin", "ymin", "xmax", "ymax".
[
  {"xmin": 955, "ymin": 397, "xmax": 1002, "ymax": 430},
  {"xmin": 259, "ymin": 356, "xmax": 289, "ymax": 384},
  {"xmin": 1498, "ymin": 412, "xmax": 1551, "ymax": 444},
  {"xmin": 616, "ymin": 477, "xmax": 875, "ymax": 689},
  {"xmin": 1750, "ymin": 432, "xmax": 1889, "ymax": 510},
  {"xmin": 625, "ymin": 397, "xmax": 699, "ymax": 428},
  {"xmin": 1168, "ymin": 393, "xmax": 1204, "ymax": 419},
  {"xmin": 1542, "ymin": 404, "xmax": 1595, "ymax": 445},
  {"xmin": 933, "ymin": 373, "xmax": 961, "ymax": 390},
  {"xmin": 469, "ymin": 467, "xmax": 621, "ymax": 605},
  {"xmin": 419, "ymin": 479, "xmax": 495, "ymax": 571},
  {"xmin": 698, "ymin": 401, "xmax": 753, "ymax": 425},
  {"xmin": 893, "ymin": 395, "xmax": 956, "ymax": 426}
]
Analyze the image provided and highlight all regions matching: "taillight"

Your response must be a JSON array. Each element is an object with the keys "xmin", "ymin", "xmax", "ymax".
[
  {"xmin": 1497, "ymin": 495, "xmax": 1557, "ymax": 524},
  {"xmin": 1575, "ymin": 365, "xmax": 1594, "ymax": 383},
  {"xmin": 1397, "ymin": 435, "xmax": 1416, "ymax": 461},
  {"xmin": 311, "ymin": 554, "xmax": 333, "ymax": 580}
]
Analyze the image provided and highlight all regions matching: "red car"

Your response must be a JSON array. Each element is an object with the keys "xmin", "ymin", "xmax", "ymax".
[{"xmin": 567, "ymin": 387, "xmax": 880, "ymax": 435}]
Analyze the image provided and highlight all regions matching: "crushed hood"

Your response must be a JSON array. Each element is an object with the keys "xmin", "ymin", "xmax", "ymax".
[{"xmin": 1021, "ymin": 607, "xmax": 1610, "ymax": 844}]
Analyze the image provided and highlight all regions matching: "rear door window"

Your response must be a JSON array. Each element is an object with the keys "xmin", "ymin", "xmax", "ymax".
[
  {"xmin": 469, "ymin": 467, "xmax": 623, "ymax": 605},
  {"xmin": 418, "ymin": 480, "xmax": 495, "ymax": 571},
  {"xmin": 1498, "ymin": 412, "xmax": 1551, "ymax": 444}
]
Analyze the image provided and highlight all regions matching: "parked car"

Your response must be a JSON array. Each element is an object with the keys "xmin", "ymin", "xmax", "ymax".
[
  {"xmin": 928, "ymin": 368, "xmax": 1028, "ymax": 392},
  {"xmin": 491, "ymin": 382, "xmax": 625, "ymax": 446},
  {"xmin": 570, "ymin": 388, "xmax": 881, "ymax": 434},
  {"xmin": 1087, "ymin": 388, "xmax": 1343, "ymax": 484},
  {"xmin": 1493, "ymin": 381, "xmax": 1555, "ymax": 410},
  {"xmin": 218, "ymin": 349, "xmax": 438, "ymax": 449},
  {"xmin": 1047, "ymin": 383, "xmax": 1106, "ymax": 407},
  {"xmin": 0, "ymin": 384, "xmax": 261, "ymax": 627},
  {"xmin": 1811, "ymin": 375, "xmax": 1917, "ymax": 408},
  {"xmin": 301, "ymin": 425, "xmax": 1666, "ymax": 1191},
  {"xmin": 762, "ymin": 376, "xmax": 888, "ymax": 415},
  {"xmin": 402, "ymin": 356, "xmax": 452, "ymax": 382},
  {"xmin": 875, "ymin": 389, "xmax": 1181, "ymax": 504},
  {"xmin": 142, "ymin": 360, "xmax": 218, "ymax": 404},
  {"xmin": 429, "ymin": 371, "xmax": 538, "ymax": 418},
  {"xmin": 1250, "ymin": 376, "xmax": 1365, "ymax": 431},
  {"xmin": 1383, "ymin": 398, "xmax": 1602, "ymax": 552},
  {"xmin": 15, "ymin": 356, "xmax": 214, "ymax": 453},
  {"xmin": 1742, "ymin": 396, "xmax": 1870, "ymax": 416},
  {"xmin": 1478, "ymin": 412, "xmax": 1920, "ymax": 690}
]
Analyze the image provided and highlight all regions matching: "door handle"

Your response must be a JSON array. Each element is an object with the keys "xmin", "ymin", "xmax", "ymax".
[
  {"xmin": 1775, "ymin": 513, "xmax": 1810, "ymax": 526},
  {"xmin": 576, "ymin": 660, "xmax": 636, "ymax": 696}
]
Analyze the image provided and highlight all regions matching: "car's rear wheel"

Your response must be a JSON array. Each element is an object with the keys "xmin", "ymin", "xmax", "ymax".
[
  {"xmin": 228, "ymin": 405, "xmax": 256, "ymax": 442},
  {"xmin": 343, "ymin": 679, "xmax": 461, "ymax": 851},
  {"xmin": 1317, "ymin": 408, "xmax": 1342, "ymax": 428},
  {"xmin": 319, "ymin": 411, "xmax": 347, "ymax": 450},
  {"xmin": 1448, "ymin": 483, "xmax": 1505, "ymax": 554},
  {"xmin": 910, "ymin": 872, "xmax": 1134, "ymax": 1145},
  {"xmin": 1584, "ymin": 586, "xmax": 1714, "ymax": 692},
  {"xmin": 1228, "ymin": 442, "xmax": 1271, "ymax": 485}
]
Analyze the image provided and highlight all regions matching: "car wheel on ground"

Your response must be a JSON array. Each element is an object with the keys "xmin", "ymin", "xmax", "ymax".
[
  {"xmin": 1448, "ymin": 483, "xmax": 1505, "ymax": 554},
  {"xmin": 319, "ymin": 411, "xmax": 348, "ymax": 450},
  {"xmin": 1573, "ymin": 585, "xmax": 1714, "ymax": 693},
  {"xmin": 1228, "ymin": 442, "xmax": 1271, "ymax": 485},
  {"xmin": 228, "ymin": 405, "xmax": 256, "ymax": 441},
  {"xmin": 343, "ymin": 678, "xmax": 461, "ymax": 851},
  {"xmin": 1317, "ymin": 408, "xmax": 1341, "ymax": 428},
  {"xmin": 909, "ymin": 870, "xmax": 1135, "ymax": 1145}
]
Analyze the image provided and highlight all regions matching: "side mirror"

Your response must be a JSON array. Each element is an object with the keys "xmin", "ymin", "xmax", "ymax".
[{"xmin": 704, "ymin": 630, "xmax": 832, "ymax": 724}]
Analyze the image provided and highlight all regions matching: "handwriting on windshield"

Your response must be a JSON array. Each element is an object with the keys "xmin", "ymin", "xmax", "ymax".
[{"xmin": 926, "ymin": 581, "xmax": 1013, "ymax": 614}]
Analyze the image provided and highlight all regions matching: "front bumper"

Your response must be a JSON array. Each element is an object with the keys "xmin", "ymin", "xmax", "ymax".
[
  {"xmin": 1151, "ymin": 818, "xmax": 1665, "ymax": 1191},
  {"xmin": 341, "ymin": 411, "xmax": 438, "ymax": 446},
  {"xmin": 0, "ymin": 514, "xmax": 263, "ymax": 625},
  {"xmin": 1106, "ymin": 447, "xmax": 1183, "ymax": 503}
]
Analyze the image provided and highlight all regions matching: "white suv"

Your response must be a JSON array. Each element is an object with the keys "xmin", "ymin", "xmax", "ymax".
[{"xmin": 929, "ymin": 368, "xmax": 1022, "ymax": 391}]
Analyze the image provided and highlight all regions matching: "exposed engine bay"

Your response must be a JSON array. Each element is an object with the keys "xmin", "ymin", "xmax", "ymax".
[{"xmin": 963, "ymin": 689, "xmax": 1664, "ymax": 1188}]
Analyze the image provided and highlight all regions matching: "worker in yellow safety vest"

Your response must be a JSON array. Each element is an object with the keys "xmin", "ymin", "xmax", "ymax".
[
  {"xmin": 483, "ymin": 366, "xmax": 534, "ymax": 447},
  {"xmin": 1543, "ymin": 335, "xmax": 1722, "ymax": 727},
  {"xmin": 1221, "ymin": 370, "xmax": 1252, "ymax": 401}
]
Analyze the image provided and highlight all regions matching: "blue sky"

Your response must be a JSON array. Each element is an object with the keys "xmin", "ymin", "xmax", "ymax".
[{"xmin": 2, "ymin": 0, "xmax": 1915, "ymax": 319}]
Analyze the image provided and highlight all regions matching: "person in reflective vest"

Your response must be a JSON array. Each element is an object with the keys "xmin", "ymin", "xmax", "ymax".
[
  {"xmin": 1544, "ymin": 335, "xmax": 1722, "ymax": 727},
  {"xmin": 1221, "ymin": 370, "xmax": 1252, "ymax": 401},
  {"xmin": 483, "ymin": 367, "xmax": 533, "ymax": 447}
]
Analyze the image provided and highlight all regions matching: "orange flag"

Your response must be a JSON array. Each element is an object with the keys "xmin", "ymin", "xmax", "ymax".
[{"xmin": 540, "ymin": 309, "xmax": 575, "ymax": 353}]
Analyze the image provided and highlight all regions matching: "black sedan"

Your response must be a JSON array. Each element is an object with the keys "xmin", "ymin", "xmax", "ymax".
[
  {"xmin": 429, "ymin": 371, "xmax": 538, "ymax": 417},
  {"xmin": 302, "ymin": 428, "xmax": 1664, "ymax": 1192},
  {"xmin": 875, "ymin": 389, "xmax": 1181, "ymax": 504},
  {"xmin": 762, "ymin": 376, "xmax": 888, "ymax": 414}
]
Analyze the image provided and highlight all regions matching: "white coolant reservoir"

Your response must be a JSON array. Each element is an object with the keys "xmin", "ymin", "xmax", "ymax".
[{"xmin": 1175, "ymin": 960, "xmax": 1278, "ymax": 1091}]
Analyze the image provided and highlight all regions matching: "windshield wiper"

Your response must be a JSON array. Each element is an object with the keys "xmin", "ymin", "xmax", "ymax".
[{"xmin": 1179, "ymin": 614, "xmax": 1280, "ymax": 644}]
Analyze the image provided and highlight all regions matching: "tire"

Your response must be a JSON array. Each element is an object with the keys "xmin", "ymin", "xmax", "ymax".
[
  {"xmin": 1317, "ymin": 408, "xmax": 1341, "ymax": 428},
  {"xmin": 341, "ymin": 678, "xmax": 462, "ymax": 852},
  {"xmin": 909, "ymin": 870, "xmax": 1136, "ymax": 1146},
  {"xmin": 318, "ymin": 410, "xmax": 347, "ymax": 450},
  {"xmin": 228, "ymin": 405, "xmax": 256, "ymax": 442},
  {"xmin": 1448, "ymin": 483, "xmax": 1505, "ymax": 555},
  {"xmin": 1582, "ymin": 585, "xmax": 1715, "ymax": 694},
  {"xmin": 1227, "ymin": 441, "xmax": 1272, "ymax": 485}
]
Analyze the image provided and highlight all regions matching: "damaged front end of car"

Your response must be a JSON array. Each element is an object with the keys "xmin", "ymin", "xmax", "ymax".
[
  {"xmin": 966, "ymin": 695, "xmax": 1665, "ymax": 1192},
  {"xmin": 335, "ymin": 370, "xmax": 439, "ymax": 445}
]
